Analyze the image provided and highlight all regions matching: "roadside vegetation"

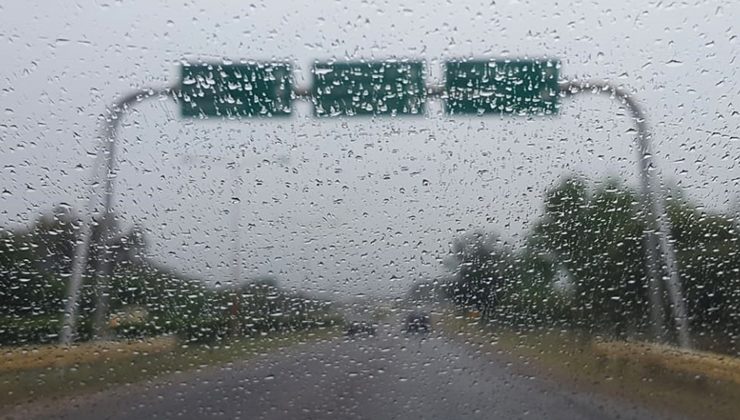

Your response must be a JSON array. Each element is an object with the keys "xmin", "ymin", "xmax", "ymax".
[
  {"xmin": 0, "ymin": 206, "xmax": 340, "ymax": 347},
  {"xmin": 419, "ymin": 175, "xmax": 739, "ymax": 355}
]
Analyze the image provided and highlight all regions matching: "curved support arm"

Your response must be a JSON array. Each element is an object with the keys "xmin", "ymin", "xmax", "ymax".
[
  {"xmin": 559, "ymin": 80, "xmax": 690, "ymax": 348},
  {"xmin": 61, "ymin": 87, "xmax": 179, "ymax": 344}
]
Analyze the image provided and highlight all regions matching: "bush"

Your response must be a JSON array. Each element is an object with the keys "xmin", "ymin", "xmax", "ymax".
[
  {"xmin": 0, "ymin": 315, "xmax": 93, "ymax": 346},
  {"xmin": 112, "ymin": 321, "xmax": 161, "ymax": 340},
  {"xmin": 174, "ymin": 316, "xmax": 230, "ymax": 343}
]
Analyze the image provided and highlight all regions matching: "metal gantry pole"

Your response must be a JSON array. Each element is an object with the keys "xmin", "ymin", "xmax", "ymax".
[
  {"xmin": 228, "ymin": 151, "xmax": 245, "ymax": 335},
  {"xmin": 178, "ymin": 148, "xmax": 249, "ymax": 336},
  {"xmin": 558, "ymin": 80, "xmax": 691, "ymax": 348},
  {"xmin": 230, "ymin": 150, "xmax": 246, "ymax": 288},
  {"xmin": 61, "ymin": 86, "xmax": 178, "ymax": 344},
  {"xmin": 179, "ymin": 149, "xmax": 248, "ymax": 289}
]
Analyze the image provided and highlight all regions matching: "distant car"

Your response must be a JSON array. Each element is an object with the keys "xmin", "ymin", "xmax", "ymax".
[
  {"xmin": 404, "ymin": 312, "xmax": 431, "ymax": 333},
  {"xmin": 345, "ymin": 321, "xmax": 376, "ymax": 337}
]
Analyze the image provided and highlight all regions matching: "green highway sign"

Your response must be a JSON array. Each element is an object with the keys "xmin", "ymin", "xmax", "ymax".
[
  {"xmin": 180, "ymin": 63, "xmax": 292, "ymax": 118},
  {"xmin": 312, "ymin": 61, "xmax": 425, "ymax": 117},
  {"xmin": 445, "ymin": 59, "xmax": 560, "ymax": 116}
]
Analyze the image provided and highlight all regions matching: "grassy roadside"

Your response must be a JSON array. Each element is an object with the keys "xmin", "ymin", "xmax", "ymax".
[
  {"xmin": 0, "ymin": 327, "xmax": 340, "ymax": 409},
  {"xmin": 438, "ymin": 314, "xmax": 740, "ymax": 420},
  {"xmin": 592, "ymin": 340, "xmax": 740, "ymax": 384},
  {"xmin": 1, "ymin": 337, "xmax": 177, "ymax": 373}
]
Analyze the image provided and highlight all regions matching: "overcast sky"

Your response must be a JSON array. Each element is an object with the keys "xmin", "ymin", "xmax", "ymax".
[{"xmin": 1, "ymin": 0, "xmax": 738, "ymax": 296}]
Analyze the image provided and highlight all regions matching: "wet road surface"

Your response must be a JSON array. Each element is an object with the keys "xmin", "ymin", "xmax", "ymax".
[{"xmin": 12, "ymin": 323, "xmax": 675, "ymax": 420}]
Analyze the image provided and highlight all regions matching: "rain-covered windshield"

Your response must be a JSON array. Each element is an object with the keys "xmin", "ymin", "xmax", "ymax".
[{"xmin": 1, "ymin": 1, "xmax": 739, "ymax": 419}]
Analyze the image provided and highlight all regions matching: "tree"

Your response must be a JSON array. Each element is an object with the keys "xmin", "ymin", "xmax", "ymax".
[
  {"xmin": 0, "ymin": 205, "xmax": 203, "ymax": 344},
  {"xmin": 439, "ymin": 175, "xmax": 739, "ymax": 353},
  {"xmin": 531, "ymin": 177, "xmax": 651, "ymax": 336},
  {"xmin": 406, "ymin": 280, "xmax": 444, "ymax": 303},
  {"xmin": 668, "ymin": 191, "xmax": 740, "ymax": 349},
  {"xmin": 526, "ymin": 177, "xmax": 739, "ymax": 348},
  {"xmin": 445, "ymin": 230, "xmax": 512, "ymax": 319}
]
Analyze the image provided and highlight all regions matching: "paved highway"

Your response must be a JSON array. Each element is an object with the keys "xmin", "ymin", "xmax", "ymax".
[{"xmin": 12, "ymin": 321, "xmax": 675, "ymax": 420}]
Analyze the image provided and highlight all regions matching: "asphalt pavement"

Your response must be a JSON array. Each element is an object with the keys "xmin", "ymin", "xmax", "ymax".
[{"xmin": 11, "ymin": 320, "xmax": 677, "ymax": 420}]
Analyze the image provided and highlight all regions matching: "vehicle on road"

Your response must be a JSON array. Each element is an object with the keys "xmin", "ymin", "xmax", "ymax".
[
  {"xmin": 345, "ymin": 321, "xmax": 377, "ymax": 338},
  {"xmin": 404, "ymin": 312, "xmax": 431, "ymax": 333}
]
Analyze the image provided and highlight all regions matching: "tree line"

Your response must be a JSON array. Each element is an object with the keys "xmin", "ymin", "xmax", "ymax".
[
  {"xmin": 433, "ymin": 176, "xmax": 739, "ymax": 353},
  {"xmin": 0, "ymin": 206, "xmax": 337, "ymax": 345}
]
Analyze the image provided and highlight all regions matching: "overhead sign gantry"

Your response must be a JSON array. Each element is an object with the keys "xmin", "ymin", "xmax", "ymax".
[{"xmin": 61, "ymin": 58, "xmax": 690, "ymax": 348}]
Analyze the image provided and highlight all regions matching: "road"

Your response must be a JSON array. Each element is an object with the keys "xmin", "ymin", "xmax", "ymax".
[{"xmin": 11, "ymin": 321, "xmax": 675, "ymax": 420}]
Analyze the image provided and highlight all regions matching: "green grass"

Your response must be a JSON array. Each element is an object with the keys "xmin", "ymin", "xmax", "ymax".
[
  {"xmin": 438, "ymin": 314, "xmax": 740, "ymax": 420},
  {"xmin": 0, "ymin": 327, "xmax": 340, "ymax": 408}
]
